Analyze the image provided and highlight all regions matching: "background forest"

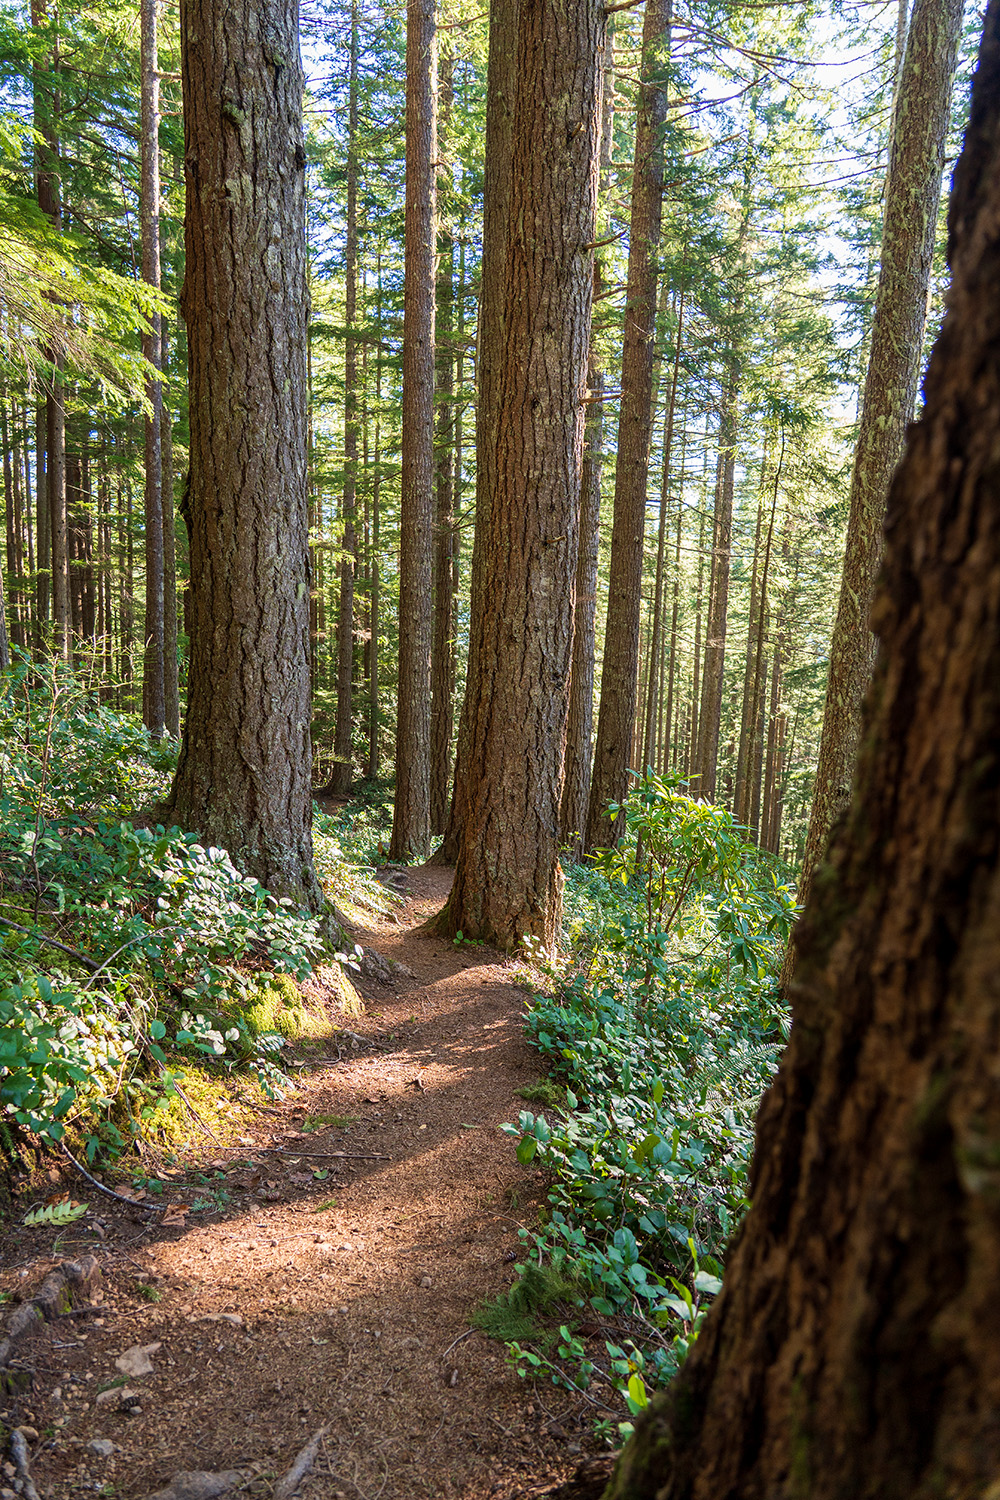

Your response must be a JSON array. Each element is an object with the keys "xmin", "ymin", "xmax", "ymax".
[
  {"xmin": 0, "ymin": 0, "xmax": 985, "ymax": 1460},
  {"xmin": 0, "ymin": 0, "xmax": 979, "ymax": 862}
]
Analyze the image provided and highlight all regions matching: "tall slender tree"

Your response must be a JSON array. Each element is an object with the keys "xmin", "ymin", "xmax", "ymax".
[
  {"xmin": 434, "ymin": 0, "xmax": 516, "ymax": 864},
  {"xmin": 140, "ymin": 0, "xmax": 164, "ymax": 735},
  {"xmin": 389, "ymin": 0, "xmax": 437, "ymax": 860},
  {"xmin": 327, "ymin": 0, "xmax": 361, "ymax": 798},
  {"xmin": 585, "ymin": 0, "xmax": 671, "ymax": 852}
]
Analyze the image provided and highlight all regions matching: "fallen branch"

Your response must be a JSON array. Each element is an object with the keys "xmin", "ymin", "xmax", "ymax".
[
  {"xmin": 273, "ymin": 1423, "xmax": 330, "ymax": 1500},
  {"xmin": 0, "ymin": 914, "xmax": 100, "ymax": 971},
  {"xmin": 440, "ymin": 1327, "xmax": 475, "ymax": 1360},
  {"xmin": 59, "ymin": 1143, "xmax": 171, "ymax": 1212},
  {"xmin": 267, "ymin": 1149, "xmax": 390, "ymax": 1161}
]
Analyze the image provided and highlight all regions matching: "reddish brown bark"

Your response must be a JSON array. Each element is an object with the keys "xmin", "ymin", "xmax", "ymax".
[
  {"xmin": 166, "ymin": 0, "xmax": 319, "ymax": 904},
  {"xmin": 140, "ymin": 0, "xmax": 165, "ymax": 736},
  {"xmin": 390, "ymin": 0, "xmax": 437, "ymax": 861},
  {"xmin": 433, "ymin": 0, "xmax": 516, "ymax": 864},
  {"xmin": 435, "ymin": 0, "xmax": 604, "ymax": 953}
]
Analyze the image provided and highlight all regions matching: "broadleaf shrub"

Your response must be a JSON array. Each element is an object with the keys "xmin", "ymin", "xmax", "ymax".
[
  {"xmin": 503, "ymin": 772, "xmax": 798, "ymax": 1408},
  {"xmin": 0, "ymin": 655, "xmax": 332, "ymax": 1155}
]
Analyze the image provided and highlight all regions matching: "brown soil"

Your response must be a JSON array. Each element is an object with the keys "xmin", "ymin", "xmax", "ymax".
[{"xmin": 0, "ymin": 866, "xmax": 606, "ymax": 1499}]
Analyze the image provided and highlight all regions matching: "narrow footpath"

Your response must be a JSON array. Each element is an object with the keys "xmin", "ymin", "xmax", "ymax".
[{"xmin": 2, "ymin": 867, "xmax": 603, "ymax": 1499}]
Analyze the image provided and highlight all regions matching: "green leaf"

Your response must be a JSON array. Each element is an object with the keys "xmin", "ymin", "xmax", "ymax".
[
  {"xmin": 23, "ymin": 1199, "xmax": 88, "ymax": 1228},
  {"xmin": 516, "ymin": 1135, "xmax": 538, "ymax": 1165}
]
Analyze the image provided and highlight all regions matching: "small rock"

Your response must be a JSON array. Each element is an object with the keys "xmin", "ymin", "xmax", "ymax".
[
  {"xmin": 126, "ymin": 1405, "xmax": 144, "ymax": 1417},
  {"xmin": 1, "ymin": 1486, "xmax": 15, "ymax": 1498},
  {"xmin": 96, "ymin": 1387, "xmax": 131, "ymax": 1406},
  {"xmin": 13, "ymin": 1428, "xmax": 37, "ymax": 1443},
  {"xmin": 418, "ymin": 1275, "xmax": 432, "ymax": 1289},
  {"xmin": 140, "ymin": 1467, "xmax": 243, "ymax": 1500},
  {"xmin": 115, "ymin": 1341, "xmax": 161, "ymax": 1378},
  {"xmin": 87, "ymin": 1439, "xmax": 115, "ymax": 1458},
  {"xmin": 566, "ymin": 1441, "xmax": 582, "ymax": 1454},
  {"xmin": 2, "ymin": 1465, "xmax": 14, "ymax": 1479}
]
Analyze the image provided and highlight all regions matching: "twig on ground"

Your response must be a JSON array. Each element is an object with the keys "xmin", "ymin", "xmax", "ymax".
[
  {"xmin": 440, "ymin": 1327, "xmax": 475, "ymax": 1360},
  {"xmin": 273, "ymin": 1423, "xmax": 330, "ymax": 1500},
  {"xmin": 0, "ymin": 914, "xmax": 100, "ymax": 971},
  {"xmin": 59, "ymin": 1142, "xmax": 171, "ymax": 1212},
  {"xmin": 265, "ymin": 1149, "xmax": 391, "ymax": 1161}
]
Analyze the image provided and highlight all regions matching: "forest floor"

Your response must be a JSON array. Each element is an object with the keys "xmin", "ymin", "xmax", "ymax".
[{"xmin": 0, "ymin": 865, "xmax": 608, "ymax": 1500}]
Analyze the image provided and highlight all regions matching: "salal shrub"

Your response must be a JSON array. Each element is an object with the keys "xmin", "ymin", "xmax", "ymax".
[
  {"xmin": 505, "ymin": 773, "xmax": 797, "ymax": 1413},
  {"xmin": 0, "ymin": 656, "xmax": 326, "ymax": 1155}
]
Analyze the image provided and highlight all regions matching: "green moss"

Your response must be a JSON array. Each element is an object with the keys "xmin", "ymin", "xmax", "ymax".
[
  {"xmin": 517, "ymin": 1080, "xmax": 565, "ymax": 1108},
  {"xmin": 135, "ymin": 1065, "xmax": 251, "ymax": 1149},
  {"xmin": 242, "ymin": 973, "xmax": 317, "ymax": 1039},
  {"xmin": 303, "ymin": 1113, "xmax": 355, "ymax": 1131}
]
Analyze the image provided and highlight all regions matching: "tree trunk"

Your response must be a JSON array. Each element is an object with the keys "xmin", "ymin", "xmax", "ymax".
[
  {"xmin": 642, "ymin": 290, "xmax": 684, "ymax": 775},
  {"xmin": 141, "ymin": 0, "xmax": 165, "ymax": 736},
  {"xmin": 433, "ymin": 0, "xmax": 517, "ymax": 864},
  {"xmin": 560, "ymin": 342, "xmax": 604, "ymax": 862},
  {"xmin": 162, "ymin": 313, "xmax": 180, "ymax": 737},
  {"xmin": 33, "ymin": 401, "xmax": 48, "ymax": 649},
  {"xmin": 733, "ymin": 457, "xmax": 766, "ymax": 822},
  {"xmin": 2, "ymin": 397, "xmax": 16, "ymax": 653},
  {"xmin": 434, "ymin": 0, "xmax": 604, "ymax": 954},
  {"xmin": 585, "ymin": 0, "xmax": 671, "ymax": 852},
  {"xmin": 661, "ymin": 427, "xmax": 685, "ymax": 773},
  {"xmin": 166, "ymin": 0, "xmax": 320, "ymax": 906},
  {"xmin": 389, "ymin": 0, "xmax": 437, "ymax": 861},
  {"xmin": 430, "ymin": 47, "xmax": 456, "ymax": 835},
  {"xmin": 367, "ymin": 260, "xmax": 383, "ymax": 781},
  {"xmin": 687, "ymin": 466, "xmax": 707, "ymax": 785},
  {"xmin": 693, "ymin": 362, "xmax": 737, "ymax": 801},
  {"xmin": 594, "ymin": 6, "xmax": 1000, "ymax": 1491},
  {"xmin": 47, "ymin": 361, "xmax": 68, "ymax": 656},
  {"xmin": 790, "ymin": 0, "xmax": 964, "ymax": 949},
  {"xmin": 328, "ymin": 0, "xmax": 361, "ymax": 798}
]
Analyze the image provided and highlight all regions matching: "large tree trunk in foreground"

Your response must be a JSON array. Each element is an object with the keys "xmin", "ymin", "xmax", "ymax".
[
  {"xmin": 166, "ymin": 0, "xmax": 320, "ymax": 906},
  {"xmin": 788, "ymin": 0, "xmax": 963, "ymax": 961},
  {"xmin": 594, "ymin": 7, "xmax": 1000, "ymax": 1492},
  {"xmin": 434, "ymin": 0, "xmax": 603, "ymax": 954}
]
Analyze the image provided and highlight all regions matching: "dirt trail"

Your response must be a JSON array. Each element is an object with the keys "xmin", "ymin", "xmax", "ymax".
[{"xmin": 3, "ymin": 866, "xmax": 599, "ymax": 1499}]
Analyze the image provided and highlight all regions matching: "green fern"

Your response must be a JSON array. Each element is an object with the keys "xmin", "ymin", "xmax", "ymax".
[{"xmin": 23, "ymin": 1199, "xmax": 88, "ymax": 1228}]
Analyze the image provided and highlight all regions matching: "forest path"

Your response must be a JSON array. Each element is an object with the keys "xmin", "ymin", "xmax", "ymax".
[{"xmin": 22, "ymin": 865, "xmax": 594, "ymax": 1500}]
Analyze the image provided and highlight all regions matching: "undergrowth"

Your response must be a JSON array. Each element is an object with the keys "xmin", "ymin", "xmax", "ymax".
[
  {"xmin": 498, "ymin": 771, "xmax": 797, "ymax": 1437},
  {"xmin": 0, "ymin": 653, "xmax": 377, "ymax": 1170}
]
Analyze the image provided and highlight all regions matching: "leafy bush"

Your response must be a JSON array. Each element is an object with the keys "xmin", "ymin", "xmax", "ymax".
[
  {"xmin": 503, "ymin": 773, "xmax": 797, "ymax": 1419},
  {"xmin": 0, "ymin": 656, "xmax": 330, "ymax": 1156}
]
